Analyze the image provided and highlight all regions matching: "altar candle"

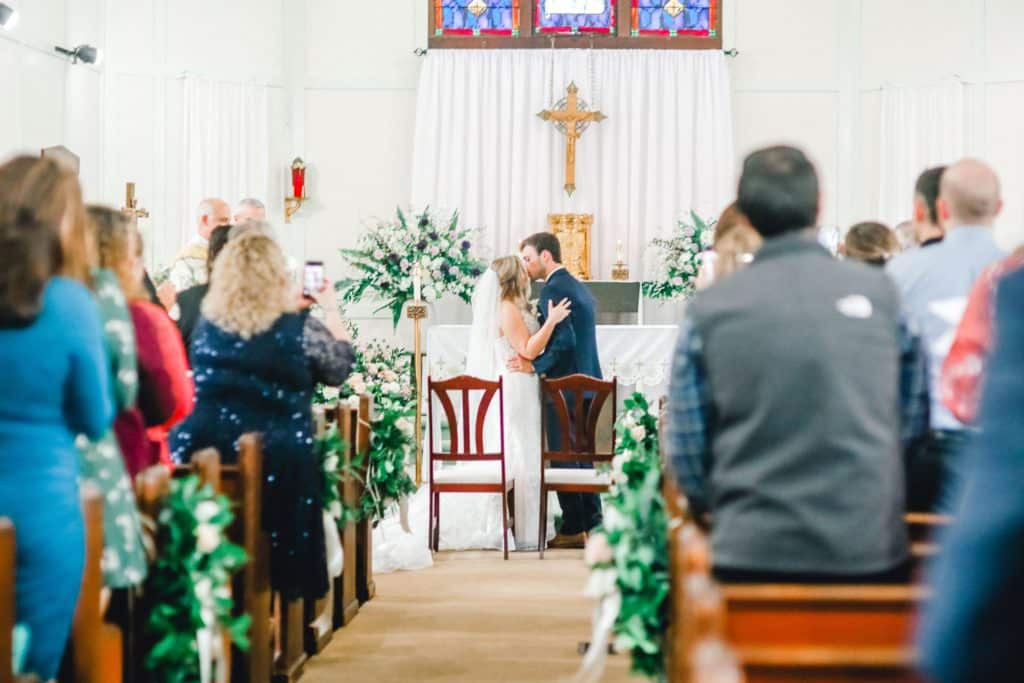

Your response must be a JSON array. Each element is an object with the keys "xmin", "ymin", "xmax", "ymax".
[
  {"xmin": 616, "ymin": 240, "xmax": 624, "ymax": 263},
  {"xmin": 413, "ymin": 267, "xmax": 422, "ymax": 302}
]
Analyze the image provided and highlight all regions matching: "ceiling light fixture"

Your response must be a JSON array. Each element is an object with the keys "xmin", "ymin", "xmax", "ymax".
[
  {"xmin": 0, "ymin": 3, "xmax": 19, "ymax": 31},
  {"xmin": 54, "ymin": 44, "xmax": 103, "ymax": 65}
]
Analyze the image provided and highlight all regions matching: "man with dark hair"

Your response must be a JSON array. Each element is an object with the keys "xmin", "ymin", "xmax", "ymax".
[
  {"xmin": 887, "ymin": 159, "xmax": 1005, "ymax": 511},
  {"xmin": 175, "ymin": 224, "xmax": 232, "ymax": 351},
  {"xmin": 511, "ymin": 231, "xmax": 602, "ymax": 548},
  {"xmin": 913, "ymin": 166, "xmax": 947, "ymax": 247},
  {"xmin": 666, "ymin": 145, "xmax": 928, "ymax": 582}
]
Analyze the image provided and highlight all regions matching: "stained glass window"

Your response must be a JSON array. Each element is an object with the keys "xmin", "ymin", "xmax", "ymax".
[
  {"xmin": 436, "ymin": 0, "xmax": 521, "ymax": 36},
  {"xmin": 631, "ymin": 0, "xmax": 716, "ymax": 37},
  {"xmin": 535, "ymin": 0, "xmax": 615, "ymax": 34}
]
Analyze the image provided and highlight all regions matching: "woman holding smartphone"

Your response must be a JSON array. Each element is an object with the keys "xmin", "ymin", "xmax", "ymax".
[{"xmin": 170, "ymin": 225, "xmax": 354, "ymax": 602}]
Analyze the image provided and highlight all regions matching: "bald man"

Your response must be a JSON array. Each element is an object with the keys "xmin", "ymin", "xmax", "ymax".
[
  {"xmin": 887, "ymin": 158, "xmax": 1005, "ymax": 512},
  {"xmin": 165, "ymin": 198, "xmax": 231, "ymax": 295}
]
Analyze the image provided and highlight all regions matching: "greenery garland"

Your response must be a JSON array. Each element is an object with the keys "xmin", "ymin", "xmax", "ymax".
[
  {"xmin": 586, "ymin": 393, "xmax": 670, "ymax": 679},
  {"xmin": 144, "ymin": 475, "xmax": 250, "ymax": 683},
  {"xmin": 641, "ymin": 211, "xmax": 715, "ymax": 301},
  {"xmin": 336, "ymin": 207, "xmax": 485, "ymax": 327},
  {"xmin": 317, "ymin": 422, "xmax": 348, "ymax": 522}
]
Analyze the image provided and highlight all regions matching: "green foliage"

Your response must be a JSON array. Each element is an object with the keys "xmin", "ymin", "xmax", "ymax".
[
  {"xmin": 641, "ymin": 211, "xmax": 715, "ymax": 301},
  {"xmin": 317, "ymin": 422, "xmax": 348, "ymax": 522},
  {"xmin": 144, "ymin": 475, "xmax": 250, "ymax": 683},
  {"xmin": 335, "ymin": 207, "xmax": 486, "ymax": 328},
  {"xmin": 591, "ymin": 393, "xmax": 669, "ymax": 679}
]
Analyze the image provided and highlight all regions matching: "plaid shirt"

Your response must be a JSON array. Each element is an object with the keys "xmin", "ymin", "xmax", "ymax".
[{"xmin": 665, "ymin": 315, "xmax": 930, "ymax": 517}]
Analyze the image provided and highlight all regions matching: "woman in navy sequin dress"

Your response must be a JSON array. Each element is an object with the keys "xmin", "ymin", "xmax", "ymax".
[{"xmin": 170, "ymin": 228, "xmax": 354, "ymax": 600}]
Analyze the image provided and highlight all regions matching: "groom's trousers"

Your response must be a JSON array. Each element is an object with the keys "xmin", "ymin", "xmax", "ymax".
[{"xmin": 543, "ymin": 396, "xmax": 603, "ymax": 536}]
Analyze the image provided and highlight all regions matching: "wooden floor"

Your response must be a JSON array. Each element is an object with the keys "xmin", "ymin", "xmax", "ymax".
[{"xmin": 304, "ymin": 549, "xmax": 633, "ymax": 683}]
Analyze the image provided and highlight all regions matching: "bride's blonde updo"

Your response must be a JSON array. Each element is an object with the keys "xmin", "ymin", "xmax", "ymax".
[{"xmin": 491, "ymin": 255, "xmax": 530, "ymax": 303}]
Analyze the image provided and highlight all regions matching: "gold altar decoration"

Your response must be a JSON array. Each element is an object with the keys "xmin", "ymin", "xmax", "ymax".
[
  {"xmin": 611, "ymin": 240, "xmax": 629, "ymax": 281},
  {"xmin": 121, "ymin": 182, "xmax": 150, "ymax": 223},
  {"xmin": 548, "ymin": 213, "xmax": 592, "ymax": 281},
  {"xmin": 538, "ymin": 82, "xmax": 606, "ymax": 197}
]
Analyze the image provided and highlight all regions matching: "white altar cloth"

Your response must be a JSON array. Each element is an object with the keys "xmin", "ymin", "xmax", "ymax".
[{"xmin": 425, "ymin": 324, "xmax": 679, "ymax": 403}]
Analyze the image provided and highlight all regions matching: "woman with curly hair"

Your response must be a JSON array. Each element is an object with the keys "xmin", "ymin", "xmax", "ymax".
[{"xmin": 170, "ymin": 226, "xmax": 355, "ymax": 601}]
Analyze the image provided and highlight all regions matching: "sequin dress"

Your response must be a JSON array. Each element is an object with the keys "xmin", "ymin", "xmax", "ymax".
[{"xmin": 169, "ymin": 312, "xmax": 354, "ymax": 600}]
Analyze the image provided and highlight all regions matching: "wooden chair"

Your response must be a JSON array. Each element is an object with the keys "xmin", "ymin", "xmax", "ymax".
[
  {"xmin": 538, "ymin": 374, "xmax": 616, "ymax": 558},
  {"xmin": 0, "ymin": 517, "xmax": 13, "ymax": 683},
  {"xmin": 427, "ymin": 375, "xmax": 512, "ymax": 559}
]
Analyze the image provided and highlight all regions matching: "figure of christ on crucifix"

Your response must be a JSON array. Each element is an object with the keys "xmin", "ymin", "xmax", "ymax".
[{"xmin": 538, "ymin": 82, "xmax": 606, "ymax": 196}]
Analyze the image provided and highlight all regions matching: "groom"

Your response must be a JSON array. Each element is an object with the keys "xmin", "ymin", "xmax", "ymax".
[{"xmin": 509, "ymin": 232, "xmax": 603, "ymax": 549}]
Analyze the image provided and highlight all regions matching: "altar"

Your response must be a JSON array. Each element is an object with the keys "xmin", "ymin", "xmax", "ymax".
[{"xmin": 425, "ymin": 324, "xmax": 679, "ymax": 403}]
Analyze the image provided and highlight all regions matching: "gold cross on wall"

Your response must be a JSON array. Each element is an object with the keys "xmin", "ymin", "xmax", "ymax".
[{"xmin": 538, "ymin": 82, "xmax": 606, "ymax": 197}]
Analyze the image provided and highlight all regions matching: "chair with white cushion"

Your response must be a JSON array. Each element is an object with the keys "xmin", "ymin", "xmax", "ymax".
[
  {"xmin": 539, "ymin": 374, "xmax": 616, "ymax": 558},
  {"xmin": 427, "ymin": 375, "xmax": 513, "ymax": 559}
]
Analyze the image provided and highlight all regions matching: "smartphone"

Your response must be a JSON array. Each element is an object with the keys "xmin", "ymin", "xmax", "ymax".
[{"xmin": 303, "ymin": 260, "xmax": 325, "ymax": 297}]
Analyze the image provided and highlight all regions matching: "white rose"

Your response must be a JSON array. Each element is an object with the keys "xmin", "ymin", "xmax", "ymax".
[
  {"xmin": 429, "ymin": 245, "xmax": 440, "ymax": 256},
  {"xmin": 394, "ymin": 417, "xmax": 413, "ymax": 435},
  {"xmin": 432, "ymin": 270, "xmax": 443, "ymax": 281},
  {"xmin": 195, "ymin": 523, "xmax": 220, "ymax": 554},
  {"xmin": 630, "ymin": 425, "xmax": 647, "ymax": 442},
  {"xmin": 373, "ymin": 249, "xmax": 385, "ymax": 260},
  {"xmin": 194, "ymin": 576, "xmax": 213, "ymax": 602},
  {"xmin": 194, "ymin": 500, "xmax": 219, "ymax": 524},
  {"xmin": 324, "ymin": 454, "xmax": 339, "ymax": 471},
  {"xmin": 583, "ymin": 567, "xmax": 618, "ymax": 599},
  {"xmin": 621, "ymin": 413, "xmax": 636, "ymax": 428},
  {"xmin": 321, "ymin": 386, "xmax": 340, "ymax": 400},
  {"xmin": 346, "ymin": 395, "xmax": 361, "ymax": 409},
  {"xmin": 584, "ymin": 532, "xmax": 614, "ymax": 566},
  {"xmin": 400, "ymin": 258, "xmax": 410, "ymax": 270},
  {"xmin": 603, "ymin": 506, "xmax": 626, "ymax": 533},
  {"xmin": 383, "ymin": 369, "xmax": 398, "ymax": 382},
  {"xmin": 672, "ymin": 277, "xmax": 685, "ymax": 287},
  {"xmin": 611, "ymin": 452, "xmax": 629, "ymax": 484}
]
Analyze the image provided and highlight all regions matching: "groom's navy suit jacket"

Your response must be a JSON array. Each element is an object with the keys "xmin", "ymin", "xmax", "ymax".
[{"xmin": 532, "ymin": 268, "xmax": 602, "ymax": 379}]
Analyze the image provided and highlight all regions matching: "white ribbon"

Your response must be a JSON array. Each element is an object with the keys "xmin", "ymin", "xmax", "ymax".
[
  {"xmin": 399, "ymin": 496, "xmax": 412, "ymax": 534},
  {"xmin": 196, "ymin": 624, "xmax": 226, "ymax": 683},
  {"xmin": 323, "ymin": 510, "xmax": 344, "ymax": 578}
]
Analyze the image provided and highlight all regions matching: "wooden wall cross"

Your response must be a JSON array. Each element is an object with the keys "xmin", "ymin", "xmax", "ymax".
[{"xmin": 538, "ymin": 82, "xmax": 606, "ymax": 196}]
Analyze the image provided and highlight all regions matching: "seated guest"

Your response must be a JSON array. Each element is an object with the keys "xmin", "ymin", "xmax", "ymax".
[
  {"xmin": 696, "ymin": 202, "xmax": 762, "ymax": 289},
  {"xmin": 176, "ymin": 224, "xmax": 231, "ymax": 351},
  {"xmin": 909, "ymin": 166, "xmax": 947, "ymax": 248},
  {"xmin": 170, "ymin": 229, "xmax": 354, "ymax": 601},
  {"xmin": 234, "ymin": 197, "xmax": 267, "ymax": 224},
  {"xmin": 90, "ymin": 206, "xmax": 193, "ymax": 470},
  {"xmin": 0, "ymin": 156, "xmax": 114, "ymax": 679},
  {"xmin": 887, "ymin": 159, "xmax": 1005, "ymax": 511},
  {"xmin": 666, "ymin": 145, "xmax": 928, "ymax": 583},
  {"xmin": 919, "ymin": 267, "xmax": 1024, "ymax": 683},
  {"xmin": 941, "ymin": 244, "xmax": 1024, "ymax": 424},
  {"xmin": 841, "ymin": 221, "xmax": 901, "ymax": 267}
]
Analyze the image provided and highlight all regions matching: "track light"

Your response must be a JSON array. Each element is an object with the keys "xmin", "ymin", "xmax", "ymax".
[
  {"xmin": 0, "ymin": 3, "xmax": 19, "ymax": 31},
  {"xmin": 54, "ymin": 44, "xmax": 103, "ymax": 65}
]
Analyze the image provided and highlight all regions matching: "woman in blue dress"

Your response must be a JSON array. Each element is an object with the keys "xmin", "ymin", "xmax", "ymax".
[
  {"xmin": 0, "ymin": 156, "xmax": 114, "ymax": 678},
  {"xmin": 170, "ymin": 227, "xmax": 354, "ymax": 601}
]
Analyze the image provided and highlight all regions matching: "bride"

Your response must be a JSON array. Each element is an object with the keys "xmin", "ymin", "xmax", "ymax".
[{"xmin": 373, "ymin": 256, "xmax": 570, "ymax": 570}]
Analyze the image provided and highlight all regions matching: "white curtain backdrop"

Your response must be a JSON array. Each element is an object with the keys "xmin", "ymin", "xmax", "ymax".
[
  {"xmin": 877, "ymin": 79, "xmax": 968, "ymax": 226},
  {"xmin": 411, "ymin": 49, "xmax": 735, "ymax": 279},
  {"xmin": 181, "ymin": 76, "xmax": 271, "ymax": 247}
]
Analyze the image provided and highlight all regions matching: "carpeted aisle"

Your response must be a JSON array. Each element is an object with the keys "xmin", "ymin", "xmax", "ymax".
[{"xmin": 303, "ymin": 549, "xmax": 633, "ymax": 682}]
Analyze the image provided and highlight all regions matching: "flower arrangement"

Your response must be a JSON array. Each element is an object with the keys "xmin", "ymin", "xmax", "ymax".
[
  {"xmin": 584, "ymin": 393, "xmax": 669, "ymax": 680},
  {"xmin": 336, "ymin": 207, "xmax": 486, "ymax": 327},
  {"xmin": 144, "ymin": 475, "xmax": 250, "ymax": 683},
  {"xmin": 641, "ymin": 210, "xmax": 715, "ymax": 300},
  {"xmin": 336, "ymin": 339, "xmax": 417, "ymax": 524},
  {"xmin": 317, "ymin": 422, "xmax": 347, "ymax": 522}
]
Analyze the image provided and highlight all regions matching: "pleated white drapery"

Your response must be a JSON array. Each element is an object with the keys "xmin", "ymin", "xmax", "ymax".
[
  {"xmin": 411, "ymin": 49, "xmax": 735, "ymax": 279},
  {"xmin": 877, "ymin": 79, "xmax": 968, "ymax": 226},
  {"xmin": 181, "ymin": 76, "xmax": 271, "ymax": 247}
]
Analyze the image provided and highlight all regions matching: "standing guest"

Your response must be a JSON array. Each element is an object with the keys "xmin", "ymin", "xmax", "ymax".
[
  {"xmin": 90, "ymin": 206, "xmax": 194, "ymax": 469},
  {"xmin": 887, "ymin": 159, "xmax": 1005, "ymax": 511},
  {"xmin": 157, "ymin": 197, "xmax": 231, "ymax": 310},
  {"xmin": 170, "ymin": 228, "xmax": 354, "ymax": 601},
  {"xmin": 666, "ymin": 146, "xmax": 928, "ymax": 583},
  {"xmin": 841, "ymin": 221, "xmax": 901, "ymax": 267},
  {"xmin": 918, "ymin": 267, "xmax": 1024, "ymax": 683},
  {"xmin": 234, "ymin": 197, "xmax": 267, "ymax": 224},
  {"xmin": 176, "ymin": 224, "xmax": 231, "ymax": 352},
  {"xmin": 910, "ymin": 166, "xmax": 947, "ymax": 247},
  {"xmin": 0, "ymin": 156, "xmax": 114, "ymax": 679},
  {"xmin": 940, "ymin": 244, "xmax": 1024, "ymax": 424},
  {"xmin": 696, "ymin": 202, "xmax": 762, "ymax": 290}
]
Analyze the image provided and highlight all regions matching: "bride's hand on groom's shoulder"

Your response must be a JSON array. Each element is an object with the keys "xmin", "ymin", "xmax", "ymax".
[
  {"xmin": 547, "ymin": 298, "xmax": 572, "ymax": 325},
  {"xmin": 507, "ymin": 355, "xmax": 534, "ymax": 374}
]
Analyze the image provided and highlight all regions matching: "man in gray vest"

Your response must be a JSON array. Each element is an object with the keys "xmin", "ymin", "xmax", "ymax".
[{"xmin": 665, "ymin": 145, "xmax": 930, "ymax": 582}]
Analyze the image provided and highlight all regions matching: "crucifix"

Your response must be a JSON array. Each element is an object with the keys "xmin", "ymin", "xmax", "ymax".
[
  {"xmin": 121, "ymin": 182, "xmax": 150, "ymax": 224},
  {"xmin": 538, "ymin": 82, "xmax": 606, "ymax": 196}
]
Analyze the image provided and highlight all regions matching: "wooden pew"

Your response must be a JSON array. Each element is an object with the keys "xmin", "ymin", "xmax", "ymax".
[
  {"xmin": 1, "ymin": 517, "xmax": 13, "ymax": 683},
  {"xmin": 174, "ymin": 438, "xmax": 274, "ymax": 683},
  {"xmin": 671, "ymin": 524, "xmax": 927, "ymax": 683},
  {"xmin": 304, "ymin": 406, "xmax": 335, "ymax": 655},
  {"xmin": 350, "ymin": 395, "xmax": 375, "ymax": 604},
  {"xmin": 333, "ymin": 397, "xmax": 368, "ymax": 627}
]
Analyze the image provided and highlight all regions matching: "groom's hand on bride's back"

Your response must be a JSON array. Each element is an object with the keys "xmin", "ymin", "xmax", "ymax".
[{"xmin": 507, "ymin": 355, "xmax": 534, "ymax": 374}]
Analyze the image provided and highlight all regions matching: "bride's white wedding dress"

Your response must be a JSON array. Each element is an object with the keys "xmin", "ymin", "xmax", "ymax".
[{"xmin": 372, "ymin": 271, "xmax": 558, "ymax": 572}]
